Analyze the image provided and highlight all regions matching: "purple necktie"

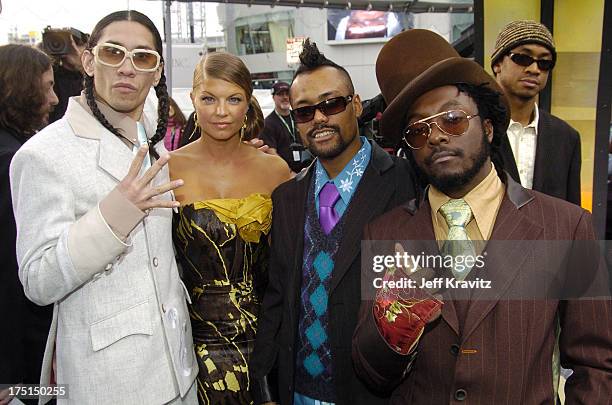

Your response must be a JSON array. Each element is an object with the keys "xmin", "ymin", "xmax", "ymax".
[{"xmin": 319, "ymin": 182, "xmax": 341, "ymax": 234}]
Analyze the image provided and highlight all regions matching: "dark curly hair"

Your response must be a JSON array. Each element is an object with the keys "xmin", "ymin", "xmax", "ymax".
[
  {"xmin": 0, "ymin": 44, "xmax": 52, "ymax": 136},
  {"xmin": 455, "ymin": 82, "xmax": 507, "ymax": 179},
  {"xmin": 84, "ymin": 10, "xmax": 169, "ymax": 159},
  {"xmin": 293, "ymin": 38, "xmax": 354, "ymax": 94}
]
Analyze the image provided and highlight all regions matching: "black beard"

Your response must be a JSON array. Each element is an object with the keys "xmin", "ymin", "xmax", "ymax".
[
  {"xmin": 306, "ymin": 124, "xmax": 347, "ymax": 159},
  {"xmin": 421, "ymin": 131, "xmax": 491, "ymax": 195}
]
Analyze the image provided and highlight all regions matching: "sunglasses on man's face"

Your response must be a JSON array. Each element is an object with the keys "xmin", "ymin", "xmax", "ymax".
[
  {"xmin": 93, "ymin": 43, "xmax": 161, "ymax": 72},
  {"xmin": 292, "ymin": 95, "xmax": 353, "ymax": 123},
  {"xmin": 508, "ymin": 52, "xmax": 555, "ymax": 71},
  {"xmin": 404, "ymin": 110, "xmax": 479, "ymax": 150}
]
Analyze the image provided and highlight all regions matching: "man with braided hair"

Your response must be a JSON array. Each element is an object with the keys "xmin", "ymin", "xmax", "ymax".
[{"xmin": 9, "ymin": 10, "xmax": 198, "ymax": 404}]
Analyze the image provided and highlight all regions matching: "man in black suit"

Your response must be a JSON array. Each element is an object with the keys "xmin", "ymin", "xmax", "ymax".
[
  {"xmin": 250, "ymin": 39, "xmax": 417, "ymax": 405},
  {"xmin": 260, "ymin": 81, "xmax": 312, "ymax": 173},
  {"xmin": 492, "ymin": 20, "xmax": 581, "ymax": 205}
]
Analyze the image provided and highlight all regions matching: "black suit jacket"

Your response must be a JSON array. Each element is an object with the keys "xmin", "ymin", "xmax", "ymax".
[
  {"xmin": 261, "ymin": 111, "xmax": 310, "ymax": 173},
  {"xmin": 500, "ymin": 108, "xmax": 581, "ymax": 205},
  {"xmin": 250, "ymin": 141, "xmax": 418, "ymax": 405},
  {"xmin": 0, "ymin": 127, "xmax": 53, "ymax": 386},
  {"xmin": 0, "ymin": 126, "xmax": 26, "ymax": 383}
]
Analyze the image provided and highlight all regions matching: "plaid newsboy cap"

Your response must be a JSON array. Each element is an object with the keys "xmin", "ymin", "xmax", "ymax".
[{"xmin": 491, "ymin": 20, "xmax": 556, "ymax": 69}]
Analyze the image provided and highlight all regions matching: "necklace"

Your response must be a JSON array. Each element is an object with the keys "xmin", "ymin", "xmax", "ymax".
[{"xmin": 274, "ymin": 110, "xmax": 296, "ymax": 142}]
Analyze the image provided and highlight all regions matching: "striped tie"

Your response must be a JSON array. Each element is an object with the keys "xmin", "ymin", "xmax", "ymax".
[{"xmin": 439, "ymin": 198, "xmax": 476, "ymax": 280}]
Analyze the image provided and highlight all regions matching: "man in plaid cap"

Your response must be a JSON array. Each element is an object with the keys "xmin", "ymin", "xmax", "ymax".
[
  {"xmin": 492, "ymin": 20, "xmax": 582, "ymax": 205},
  {"xmin": 352, "ymin": 28, "xmax": 611, "ymax": 405}
]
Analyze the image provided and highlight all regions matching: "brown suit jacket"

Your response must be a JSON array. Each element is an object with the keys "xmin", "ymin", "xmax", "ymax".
[{"xmin": 352, "ymin": 176, "xmax": 612, "ymax": 404}]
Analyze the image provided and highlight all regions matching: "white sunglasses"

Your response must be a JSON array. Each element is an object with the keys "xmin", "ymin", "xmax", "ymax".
[{"xmin": 92, "ymin": 42, "xmax": 161, "ymax": 72}]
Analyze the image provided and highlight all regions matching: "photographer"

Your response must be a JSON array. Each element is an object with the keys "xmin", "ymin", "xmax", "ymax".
[
  {"xmin": 41, "ymin": 27, "xmax": 88, "ymax": 123},
  {"xmin": 260, "ymin": 81, "xmax": 312, "ymax": 172}
]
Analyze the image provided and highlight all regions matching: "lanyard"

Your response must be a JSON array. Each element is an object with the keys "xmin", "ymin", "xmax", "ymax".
[{"xmin": 275, "ymin": 110, "xmax": 296, "ymax": 142}]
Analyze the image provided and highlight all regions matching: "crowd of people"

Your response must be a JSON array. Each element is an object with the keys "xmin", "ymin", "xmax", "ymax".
[{"xmin": 0, "ymin": 9, "xmax": 610, "ymax": 405}]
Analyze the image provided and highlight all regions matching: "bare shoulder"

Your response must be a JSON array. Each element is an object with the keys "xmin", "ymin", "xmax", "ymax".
[
  {"xmin": 249, "ymin": 147, "xmax": 293, "ymax": 185},
  {"xmin": 168, "ymin": 143, "xmax": 199, "ymax": 178}
]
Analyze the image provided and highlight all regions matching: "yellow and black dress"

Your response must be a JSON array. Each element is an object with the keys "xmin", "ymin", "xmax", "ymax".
[{"xmin": 173, "ymin": 193, "xmax": 272, "ymax": 405}]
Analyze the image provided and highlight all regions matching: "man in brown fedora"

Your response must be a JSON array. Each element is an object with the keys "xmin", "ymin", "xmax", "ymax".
[
  {"xmin": 492, "ymin": 20, "xmax": 581, "ymax": 205},
  {"xmin": 352, "ymin": 29, "xmax": 611, "ymax": 404}
]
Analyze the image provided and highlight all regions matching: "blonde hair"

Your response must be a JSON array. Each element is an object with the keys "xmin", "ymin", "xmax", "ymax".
[{"xmin": 193, "ymin": 52, "xmax": 263, "ymax": 140}]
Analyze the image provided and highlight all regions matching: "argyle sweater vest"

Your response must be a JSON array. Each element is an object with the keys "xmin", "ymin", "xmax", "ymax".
[{"xmin": 294, "ymin": 183, "xmax": 346, "ymax": 402}]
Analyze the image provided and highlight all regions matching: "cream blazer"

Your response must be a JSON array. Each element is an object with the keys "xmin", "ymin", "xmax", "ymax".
[{"xmin": 10, "ymin": 98, "xmax": 197, "ymax": 404}]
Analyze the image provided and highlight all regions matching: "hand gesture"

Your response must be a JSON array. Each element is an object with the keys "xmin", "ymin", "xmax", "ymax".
[
  {"xmin": 373, "ymin": 243, "xmax": 443, "ymax": 355},
  {"xmin": 116, "ymin": 146, "xmax": 183, "ymax": 212},
  {"xmin": 244, "ymin": 137, "xmax": 278, "ymax": 156}
]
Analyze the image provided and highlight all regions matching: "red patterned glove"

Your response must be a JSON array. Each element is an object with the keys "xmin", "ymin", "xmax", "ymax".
[{"xmin": 372, "ymin": 248, "xmax": 443, "ymax": 355}]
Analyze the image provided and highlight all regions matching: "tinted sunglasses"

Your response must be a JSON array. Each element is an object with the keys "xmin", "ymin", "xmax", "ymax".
[
  {"xmin": 509, "ymin": 52, "xmax": 555, "ymax": 71},
  {"xmin": 93, "ymin": 42, "xmax": 161, "ymax": 72},
  {"xmin": 404, "ymin": 110, "xmax": 479, "ymax": 150},
  {"xmin": 292, "ymin": 95, "xmax": 353, "ymax": 123}
]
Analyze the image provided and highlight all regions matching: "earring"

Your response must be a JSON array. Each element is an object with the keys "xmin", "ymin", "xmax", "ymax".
[
  {"xmin": 240, "ymin": 115, "xmax": 248, "ymax": 141},
  {"xmin": 189, "ymin": 112, "xmax": 199, "ymax": 140}
]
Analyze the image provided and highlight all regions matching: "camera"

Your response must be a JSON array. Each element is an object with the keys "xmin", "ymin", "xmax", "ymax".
[
  {"xmin": 290, "ymin": 142, "xmax": 313, "ymax": 165},
  {"xmin": 42, "ymin": 26, "xmax": 88, "ymax": 56},
  {"xmin": 358, "ymin": 93, "xmax": 398, "ymax": 152}
]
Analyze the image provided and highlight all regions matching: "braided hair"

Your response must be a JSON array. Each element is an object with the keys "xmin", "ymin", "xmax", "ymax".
[
  {"xmin": 455, "ymin": 82, "xmax": 508, "ymax": 179},
  {"xmin": 293, "ymin": 38, "xmax": 355, "ymax": 94},
  {"xmin": 84, "ymin": 10, "xmax": 169, "ymax": 159}
]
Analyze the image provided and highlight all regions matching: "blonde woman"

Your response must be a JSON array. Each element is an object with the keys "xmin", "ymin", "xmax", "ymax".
[{"xmin": 170, "ymin": 52, "xmax": 291, "ymax": 404}]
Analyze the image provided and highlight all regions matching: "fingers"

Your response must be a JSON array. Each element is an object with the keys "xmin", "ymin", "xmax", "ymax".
[
  {"xmin": 142, "ymin": 199, "xmax": 181, "ymax": 211},
  {"xmin": 394, "ymin": 242, "xmax": 406, "ymax": 255},
  {"xmin": 261, "ymin": 146, "xmax": 279, "ymax": 156},
  {"xmin": 126, "ymin": 145, "xmax": 148, "ymax": 181},
  {"xmin": 243, "ymin": 138, "xmax": 278, "ymax": 156},
  {"xmin": 392, "ymin": 242, "xmax": 447, "ymax": 298},
  {"xmin": 246, "ymin": 138, "xmax": 264, "ymax": 148},
  {"xmin": 139, "ymin": 153, "xmax": 170, "ymax": 186},
  {"xmin": 146, "ymin": 179, "xmax": 184, "ymax": 200}
]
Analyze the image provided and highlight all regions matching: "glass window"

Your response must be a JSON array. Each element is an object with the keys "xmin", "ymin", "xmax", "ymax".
[
  {"xmin": 251, "ymin": 70, "xmax": 294, "ymax": 90},
  {"xmin": 326, "ymin": 1, "xmax": 474, "ymax": 51},
  {"xmin": 235, "ymin": 11, "xmax": 294, "ymax": 55}
]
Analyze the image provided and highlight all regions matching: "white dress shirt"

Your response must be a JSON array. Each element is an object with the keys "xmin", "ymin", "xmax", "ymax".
[{"xmin": 506, "ymin": 105, "xmax": 539, "ymax": 189}]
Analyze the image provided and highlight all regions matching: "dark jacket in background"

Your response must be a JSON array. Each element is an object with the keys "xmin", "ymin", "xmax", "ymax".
[
  {"xmin": 500, "ymin": 108, "xmax": 582, "ymax": 205},
  {"xmin": 261, "ymin": 111, "xmax": 310, "ymax": 173},
  {"xmin": 250, "ymin": 141, "xmax": 418, "ymax": 405},
  {"xmin": 0, "ymin": 127, "xmax": 53, "ymax": 391},
  {"xmin": 48, "ymin": 64, "xmax": 83, "ymax": 124},
  {"xmin": 178, "ymin": 111, "xmax": 199, "ymax": 148}
]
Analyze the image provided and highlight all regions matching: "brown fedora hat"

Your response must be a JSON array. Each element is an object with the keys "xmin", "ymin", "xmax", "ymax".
[{"xmin": 377, "ymin": 29, "xmax": 509, "ymax": 146}]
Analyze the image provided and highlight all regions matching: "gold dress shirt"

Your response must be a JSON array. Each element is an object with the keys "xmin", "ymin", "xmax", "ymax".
[{"xmin": 429, "ymin": 163, "xmax": 505, "ymax": 250}]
